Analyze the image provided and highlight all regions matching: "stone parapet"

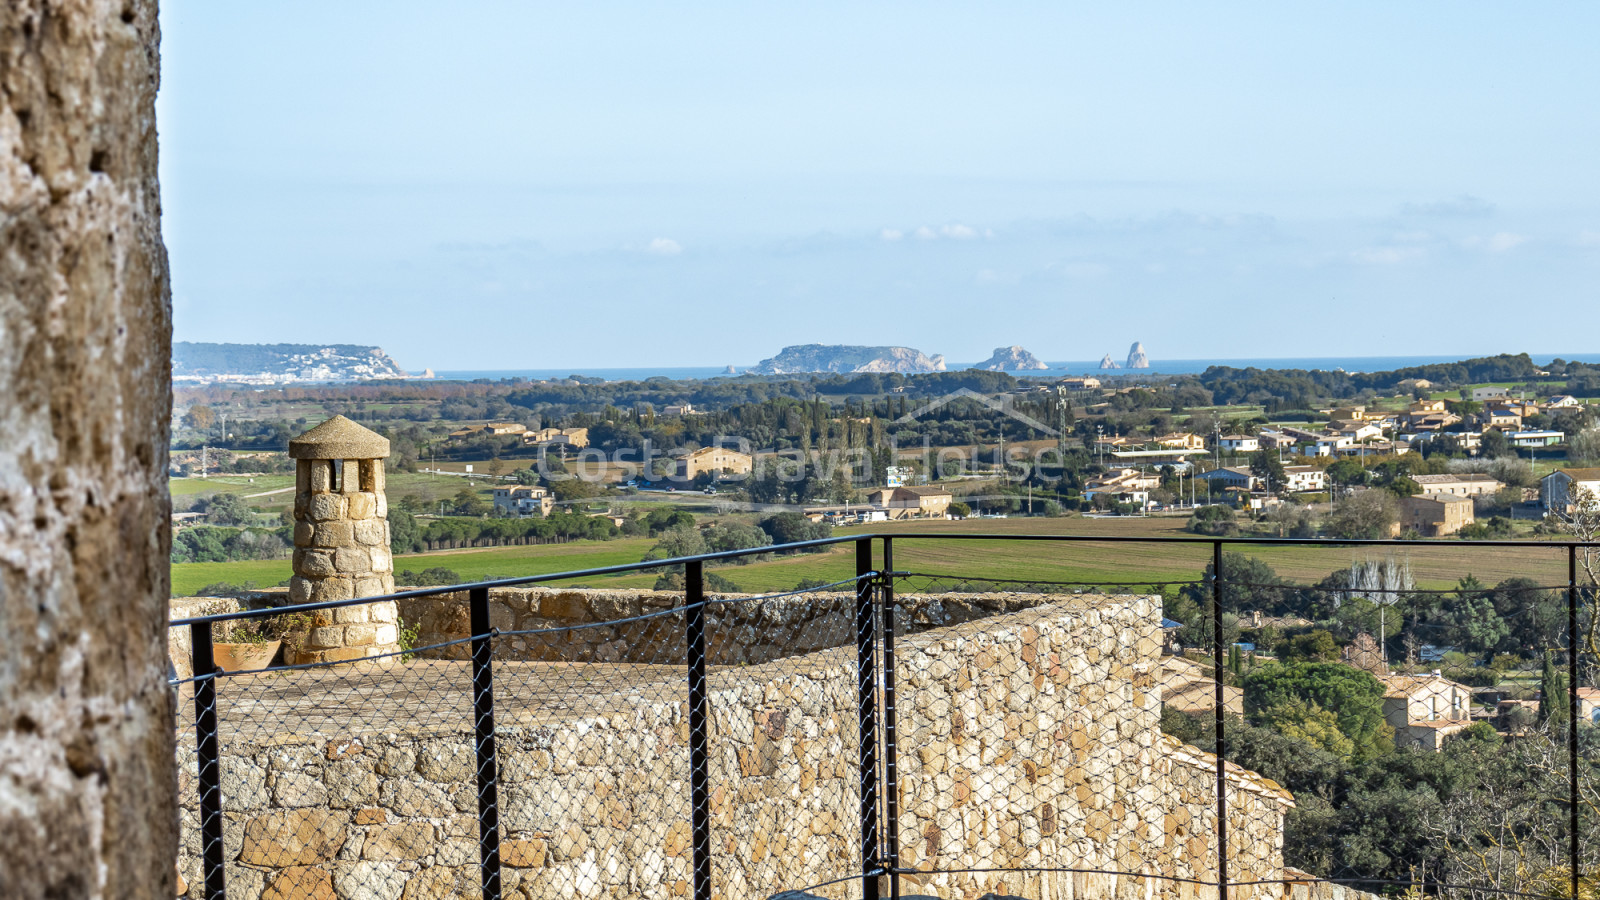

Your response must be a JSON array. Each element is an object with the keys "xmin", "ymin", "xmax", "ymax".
[{"xmin": 172, "ymin": 593, "xmax": 1359, "ymax": 900}]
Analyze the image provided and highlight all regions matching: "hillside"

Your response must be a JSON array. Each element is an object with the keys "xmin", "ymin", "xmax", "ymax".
[
  {"xmin": 750, "ymin": 344, "xmax": 946, "ymax": 375},
  {"xmin": 173, "ymin": 343, "xmax": 410, "ymax": 384}
]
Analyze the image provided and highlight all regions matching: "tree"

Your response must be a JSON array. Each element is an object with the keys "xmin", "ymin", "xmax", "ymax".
[
  {"xmin": 701, "ymin": 523, "xmax": 771, "ymax": 555},
  {"xmin": 757, "ymin": 511, "xmax": 831, "ymax": 548},
  {"xmin": 183, "ymin": 404, "xmax": 217, "ymax": 431},
  {"xmin": 643, "ymin": 525, "xmax": 708, "ymax": 562},
  {"xmin": 1249, "ymin": 449, "xmax": 1287, "ymax": 493},
  {"xmin": 948, "ymin": 501, "xmax": 972, "ymax": 518},
  {"xmin": 1324, "ymin": 489, "xmax": 1397, "ymax": 539},
  {"xmin": 1480, "ymin": 428, "xmax": 1512, "ymax": 459},
  {"xmin": 549, "ymin": 478, "xmax": 601, "ymax": 504},
  {"xmin": 203, "ymin": 492, "xmax": 254, "ymax": 526},
  {"xmin": 1243, "ymin": 661, "xmax": 1392, "ymax": 762},
  {"xmin": 1186, "ymin": 504, "xmax": 1236, "ymax": 536},
  {"xmin": 1258, "ymin": 697, "xmax": 1356, "ymax": 760},
  {"xmin": 1538, "ymin": 650, "xmax": 1568, "ymax": 729},
  {"xmin": 1569, "ymin": 426, "xmax": 1600, "ymax": 465},
  {"xmin": 389, "ymin": 507, "xmax": 423, "ymax": 554},
  {"xmin": 451, "ymin": 487, "xmax": 492, "ymax": 517}
]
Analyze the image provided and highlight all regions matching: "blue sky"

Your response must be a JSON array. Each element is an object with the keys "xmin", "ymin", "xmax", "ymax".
[{"xmin": 157, "ymin": 2, "xmax": 1600, "ymax": 371}]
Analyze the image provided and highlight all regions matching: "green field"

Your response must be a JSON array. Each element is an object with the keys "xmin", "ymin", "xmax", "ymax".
[
  {"xmin": 173, "ymin": 514, "xmax": 1574, "ymax": 598},
  {"xmin": 171, "ymin": 538, "xmax": 658, "ymax": 596}
]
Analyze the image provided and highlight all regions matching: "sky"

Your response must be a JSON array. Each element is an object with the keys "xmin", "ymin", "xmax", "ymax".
[{"xmin": 156, "ymin": 2, "xmax": 1600, "ymax": 372}]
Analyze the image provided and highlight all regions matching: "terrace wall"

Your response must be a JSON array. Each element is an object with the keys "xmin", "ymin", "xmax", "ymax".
[{"xmin": 172, "ymin": 592, "xmax": 1328, "ymax": 900}]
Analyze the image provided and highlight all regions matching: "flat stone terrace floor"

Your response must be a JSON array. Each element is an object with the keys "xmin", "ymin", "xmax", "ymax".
[{"xmin": 179, "ymin": 660, "xmax": 691, "ymax": 746}]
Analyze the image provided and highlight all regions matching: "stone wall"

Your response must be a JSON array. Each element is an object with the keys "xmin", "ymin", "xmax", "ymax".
[
  {"xmin": 1, "ymin": 1, "xmax": 177, "ymax": 897},
  {"xmin": 175, "ymin": 594, "xmax": 1327, "ymax": 900},
  {"xmin": 396, "ymin": 586, "xmax": 1066, "ymax": 666}
]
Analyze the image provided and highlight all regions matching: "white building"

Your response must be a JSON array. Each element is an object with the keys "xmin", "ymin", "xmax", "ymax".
[{"xmin": 1542, "ymin": 468, "xmax": 1600, "ymax": 513}]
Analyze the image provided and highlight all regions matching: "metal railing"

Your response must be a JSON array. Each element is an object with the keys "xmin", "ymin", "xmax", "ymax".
[{"xmin": 169, "ymin": 533, "xmax": 1600, "ymax": 900}]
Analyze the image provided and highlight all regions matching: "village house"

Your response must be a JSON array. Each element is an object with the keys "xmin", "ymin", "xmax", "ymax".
[
  {"xmin": 662, "ymin": 403, "xmax": 695, "ymax": 416},
  {"xmin": 1547, "ymin": 394, "xmax": 1581, "ymax": 408},
  {"xmin": 1057, "ymin": 376, "xmax": 1102, "ymax": 391},
  {"xmin": 1333, "ymin": 421, "xmax": 1385, "ymax": 442},
  {"xmin": 522, "ymin": 426, "xmax": 589, "ymax": 450},
  {"xmin": 1400, "ymin": 493, "xmax": 1475, "ymax": 537},
  {"xmin": 1408, "ymin": 473, "xmax": 1500, "ymax": 497},
  {"xmin": 450, "ymin": 422, "xmax": 528, "ymax": 440},
  {"xmin": 1085, "ymin": 467, "xmax": 1163, "ymax": 506},
  {"xmin": 491, "ymin": 484, "xmax": 554, "ymax": 517},
  {"xmin": 1256, "ymin": 430, "xmax": 1296, "ymax": 450},
  {"xmin": 1217, "ymin": 434, "xmax": 1260, "ymax": 453},
  {"xmin": 1509, "ymin": 430, "xmax": 1563, "ymax": 448},
  {"xmin": 1409, "ymin": 399, "xmax": 1447, "ymax": 414},
  {"xmin": 862, "ymin": 485, "xmax": 954, "ymax": 519},
  {"xmin": 1472, "ymin": 386, "xmax": 1512, "ymax": 402},
  {"xmin": 1159, "ymin": 655, "xmax": 1244, "ymax": 716},
  {"xmin": 675, "ymin": 445, "xmax": 755, "ymax": 480},
  {"xmin": 1199, "ymin": 466, "xmax": 1258, "ymax": 491},
  {"xmin": 1279, "ymin": 465, "xmax": 1326, "ymax": 493},
  {"xmin": 1379, "ymin": 673, "xmax": 1474, "ymax": 751},
  {"xmin": 1311, "ymin": 434, "xmax": 1353, "ymax": 456},
  {"xmin": 1542, "ymin": 468, "xmax": 1600, "ymax": 513},
  {"xmin": 1396, "ymin": 378, "xmax": 1434, "ymax": 391},
  {"xmin": 1154, "ymin": 432, "xmax": 1207, "ymax": 450},
  {"xmin": 1483, "ymin": 409, "xmax": 1523, "ymax": 430}
]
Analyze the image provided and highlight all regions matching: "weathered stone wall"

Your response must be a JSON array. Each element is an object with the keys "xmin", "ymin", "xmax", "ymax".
[
  {"xmin": 174, "ymin": 595, "xmax": 1319, "ymax": 900},
  {"xmin": 289, "ymin": 456, "xmax": 400, "ymax": 664},
  {"xmin": 1, "ymin": 1, "xmax": 176, "ymax": 897},
  {"xmin": 396, "ymin": 586, "xmax": 1064, "ymax": 666}
]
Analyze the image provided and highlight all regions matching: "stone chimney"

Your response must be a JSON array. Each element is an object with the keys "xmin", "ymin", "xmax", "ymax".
[{"xmin": 288, "ymin": 416, "xmax": 400, "ymax": 664}]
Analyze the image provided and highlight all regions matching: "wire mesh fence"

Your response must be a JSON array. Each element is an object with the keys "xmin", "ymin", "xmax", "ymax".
[{"xmin": 169, "ymin": 534, "xmax": 1600, "ymax": 900}]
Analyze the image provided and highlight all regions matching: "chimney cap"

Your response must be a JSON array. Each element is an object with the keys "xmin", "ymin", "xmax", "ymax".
[{"xmin": 289, "ymin": 415, "xmax": 390, "ymax": 460}]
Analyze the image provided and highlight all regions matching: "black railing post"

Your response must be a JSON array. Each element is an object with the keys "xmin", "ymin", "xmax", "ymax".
[
  {"xmin": 469, "ymin": 586, "xmax": 503, "ymax": 900},
  {"xmin": 1570, "ymin": 544, "xmax": 1581, "ymax": 900},
  {"xmin": 856, "ymin": 538, "xmax": 881, "ymax": 900},
  {"xmin": 880, "ymin": 537, "xmax": 900, "ymax": 900},
  {"xmin": 686, "ymin": 560, "xmax": 713, "ymax": 900},
  {"xmin": 1213, "ymin": 540, "xmax": 1229, "ymax": 900},
  {"xmin": 189, "ymin": 622, "xmax": 227, "ymax": 900}
]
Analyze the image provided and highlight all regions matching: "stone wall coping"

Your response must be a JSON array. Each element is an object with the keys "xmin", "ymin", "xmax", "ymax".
[{"xmin": 1160, "ymin": 733, "xmax": 1295, "ymax": 807}]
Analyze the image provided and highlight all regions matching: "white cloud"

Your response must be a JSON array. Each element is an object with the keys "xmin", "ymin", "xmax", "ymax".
[
  {"xmin": 1350, "ymin": 246, "xmax": 1426, "ymax": 265},
  {"xmin": 914, "ymin": 226, "xmax": 938, "ymax": 240},
  {"xmin": 880, "ymin": 228, "xmax": 903, "ymax": 241},
  {"xmin": 1463, "ymin": 232, "xmax": 1527, "ymax": 253},
  {"xmin": 941, "ymin": 224, "xmax": 978, "ymax": 239},
  {"xmin": 646, "ymin": 237, "xmax": 683, "ymax": 256}
]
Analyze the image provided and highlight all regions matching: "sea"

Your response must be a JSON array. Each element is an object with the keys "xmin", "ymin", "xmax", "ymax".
[{"xmin": 434, "ymin": 353, "xmax": 1600, "ymax": 383}]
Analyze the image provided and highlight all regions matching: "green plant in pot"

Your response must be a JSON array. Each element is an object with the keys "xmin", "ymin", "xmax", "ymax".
[{"xmin": 209, "ymin": 618, "xmax": 281, "ymax": 674}]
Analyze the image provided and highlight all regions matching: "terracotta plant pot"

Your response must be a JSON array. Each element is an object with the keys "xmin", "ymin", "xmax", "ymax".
[{"xmin": 212, "ymin": 640, "xmax": 281, "ymax": 674}]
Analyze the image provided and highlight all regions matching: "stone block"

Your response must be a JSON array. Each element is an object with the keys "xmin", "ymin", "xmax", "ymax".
[
  {"xmin": 312, "ymin": 521, "xmax": 354, "ymax": 548},
  {"xmin": 369, "ymin": 602, "xmax": 399, "ymax": 624},
  {"xmin": 295, "ymin": 521, "xmax": 316, "ymax": 548},
  {"xmin": 239, "ymin": 809, "xmax": 348, "ymax": 866},
  {"xmin": 537, "ymin": 592, "xmax": 591, "ymax": 621},
  {"xmin": 325, "ymin": 760, "xmax": 380, "ymax": 809},
  {"xmin": 361, "ymin": 823, "xmax": 434, "ymax": 861},
  {"xmin": 272, "ymin": 772, "xmax": 328, "ymax": 808},
  {"xmin": 332, "ymin": 861, "xmax": 406, "ymax": 900},
  {"xmin": 335, "ymin": 546, "xmax": 372, "ymax": 573},
  {"xmin": 306, "ymin": 626, "xmax": 348, "ymax": 649},
  {"xmin": 347, "ymin": 492, "xmax": 377, "ymax": 520},
  {"xmin": 290, "ymin": 577, "xmax": 315, "ymax": 604},
  {"xmin": 220, "ymin": 755, "xmax": 268, "ymax": 811},
  {"xmin": 375, "ymin": 494, "xmax": 388, "ymax": 520},
  {"xmin": 333, "ymin": 605, "xmax": 371, "ymax": 625},
  {"xmin": 367, "ymin": 545, "xmax": 393, "ymax": 574},
  {"xmin": 309, "ymin": 461, "xmax": 334, "ymax": 492},
  {"xmin": 297, "ymin": 549, "xmax": 337, "ymax": 579},
  {"xmin": 354, "ymin": 519, "xmax": 387, "ymax": 546},
  {"xmin": 343, "ymin": 624, "xmax": 378, "ymax": 646},
  {"xmin": 502, "ymin": 839, "xmax": 547, "ymax": 868},
  {"xmin": 263, "ymin": 866, "xmax": 336, "ymax": 900},
  {"xmin": 353, "ymin": 808, "xmax": 387, "ymax": 826},
  {"xmin": 400, "ymin": 866, "xmax": 478, "ymax": 900},
  {"xmin": 415, "ymin": 741, "xmax": 473, "ymax": 783},
  {"xmin": 310, "ymin": 492, "xmax": 347, "ymax": 522},
  {"xmin": 355, "ymin": 576, "xmax": 389, "ymax": 597},
  {"xmin": 312, "ymin": 578, "xmax": 355, "ymax": 604},
  {"xmin": 380, "ymin": 780, "xmax": 454, "ymax": 818}
]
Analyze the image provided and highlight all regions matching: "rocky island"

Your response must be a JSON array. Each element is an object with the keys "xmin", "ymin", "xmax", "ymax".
[
  {"xmin": 750, "ymin": 344, "xmax": 947, "ymax": 375},
  {"xmin": 976, "ymin": 345, "xmax": 1049, "ymax": 371}
]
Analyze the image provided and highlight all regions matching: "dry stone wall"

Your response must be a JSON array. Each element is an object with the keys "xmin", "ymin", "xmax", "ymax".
[
  {"xmin": 1, "ymin": 1, "xmax": 176, "ymax": 897},
  {"xmin": 174, "ymin": 593, "xmax": 1331, "ymax": 900}
]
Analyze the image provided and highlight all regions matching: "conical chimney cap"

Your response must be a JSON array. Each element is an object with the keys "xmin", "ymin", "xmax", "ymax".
[{"xmin": 289, "ymin": 415, "xmax": 390, "ymax": 460}]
